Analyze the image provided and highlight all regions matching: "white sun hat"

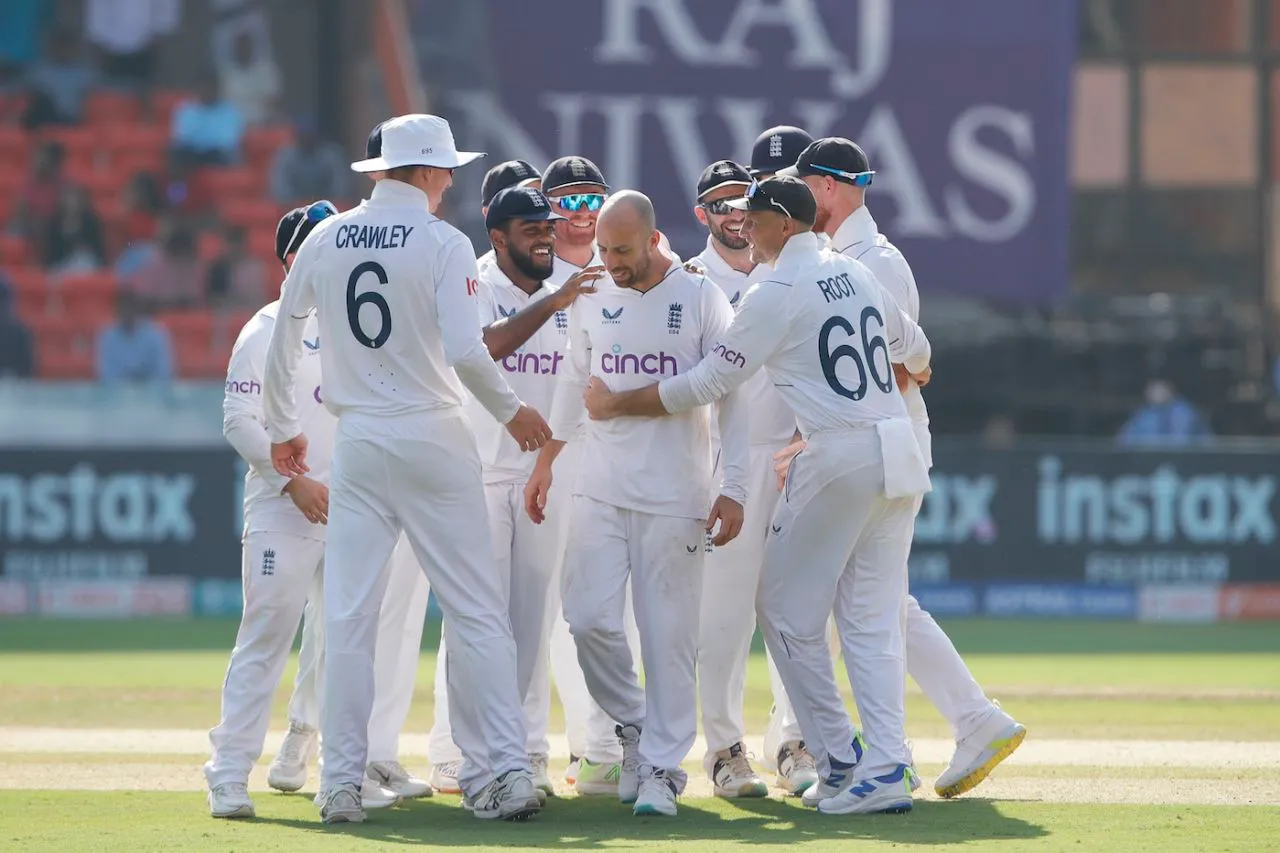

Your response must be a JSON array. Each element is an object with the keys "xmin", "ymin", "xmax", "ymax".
[{"xmin": 350, "ymin": 113, "xmax": 485, "ymax": 173}]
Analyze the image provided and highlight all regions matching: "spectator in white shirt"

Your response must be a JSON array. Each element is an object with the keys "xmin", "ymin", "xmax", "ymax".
[
  {"xmin": 84, "ymin": 0, "xmax": 178, "ymax": 88},
  {"xmin": 219, "ymin": 30, "xmax": 280, "ymax": 127}
]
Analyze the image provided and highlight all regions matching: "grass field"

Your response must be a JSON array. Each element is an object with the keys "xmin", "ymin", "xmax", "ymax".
[{"xmin": 0, "ymin": 617, "xmax": 1278, "ymax": 851}]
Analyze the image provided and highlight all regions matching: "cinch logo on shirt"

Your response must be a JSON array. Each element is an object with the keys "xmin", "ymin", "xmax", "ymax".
[
  {"xmin": 712, "ymin": 342, "xmax": 746, "ymax": 368},
  {"xmin": 501, "ymin": 351, "xmax": 563, "ymax": 375},
  {"xmin": 226, "ymin": 379, "xmax": 261, "ymax": 395},
  {"xmin": 601, "ymin": 344, "xmax": 678, "ymax": 376}
]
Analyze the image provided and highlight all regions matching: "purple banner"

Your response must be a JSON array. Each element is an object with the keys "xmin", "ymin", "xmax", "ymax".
[{"xmin": 414, "ymin": 0, "xmax": 1077, "ymax": 305}]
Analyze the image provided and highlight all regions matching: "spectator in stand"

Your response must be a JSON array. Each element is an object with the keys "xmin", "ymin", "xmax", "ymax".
[
  {"xmin": 1117, "ymin": 379, "xmax": 1213, "ymax": 446},
  {"xmin": 0, "ymin": 0, "xmax": 52, "ymax": 82},
  {"xmin": 43, "ymin": 185, "xmax": 106, "ymax": 274},
  {"xmin": 115, "ymin": 212, "xmax": 171, "ymax": 281},
  {"xmin": 0, "ymin": 275, "xmax": 35, "ymax": 379},
  {"xmin": 219, "ymin": 30, "xmax": 280, "ymax": 127},
  {"xmin": 113, "ymin": 171, "xmax": 165, "ymax": 249},
  {"xmin": 95, "ymin": 289, "xmax": 173, "ymax": 384},
  {"xmin": 84, "ymin": 0, "xmax": 179, "ymax": 89},
  {"xmin": 9, "ymin": 141, "xmax": 66, "ymax": 260},
  {"xmin": 170, "ymin": 78, "xmax": 244, "ymax": 167},
  {"xmin": 269, "ymin": 117, "xmax": 348, "ymax": 205},
  {"xmin": 22, "ymin": 26, "xmax": 96, "ymax": 127},
  {"xmin": 206, "ymin": 224, "xmax": 267, "ymax": 309},
  {"xmin": 128, "ymin": 222, "xmax": 205, "ymax": 309}
]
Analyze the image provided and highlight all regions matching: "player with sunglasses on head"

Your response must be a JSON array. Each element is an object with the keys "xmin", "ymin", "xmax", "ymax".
[
  {"xmin": 541, "ymin": 156, "xmax": 607, "ymax": 289},
  {"xmin": 688, "ymin": 161, "xmax": 818, "ymax": 799},
  {"xmin": 207, "ymin": 200, "xmax": 408, "ymax": 818},
  {"xmin": 777, "ymin": 137, "xmax": 1026, "ymax": 800}
]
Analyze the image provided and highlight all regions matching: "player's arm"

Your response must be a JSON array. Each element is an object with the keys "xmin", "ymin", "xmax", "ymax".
[
  {"xmin": 702, "ymin": 284, "xmax": 751, "ymax": 546},
  {"xmin": 223, "ymin": 322, "xmax": 292, "ymax": 494},
  {"xmin": 263, "ymin": 239, "xmax": 319, "ymax": 476},
  {"xmin": 482, "ymin": 266, "xmax": 604, "ymax": 360},
  {"xmin": 883, "ymin": 298, "xmax": 931, "ymax": 381},
  {"xmin": 526, "ymin": 302, "xmax": 591, "ymax": 524}
]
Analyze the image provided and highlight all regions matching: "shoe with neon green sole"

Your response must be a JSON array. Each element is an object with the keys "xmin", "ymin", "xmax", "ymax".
[
  {"xmin": 935, "ymin": 703, "xmax": 1026, "ymax": 798},
  {"xmin": 574, "ymin": 757, "xmax": 622, "ymax": 795}
]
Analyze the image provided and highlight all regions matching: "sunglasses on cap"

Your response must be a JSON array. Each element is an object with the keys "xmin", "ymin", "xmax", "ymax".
[
  {"xmin": 553, "ymin": 193, "xmax": 605, "ymax": 213},
  {"xmin": 746, "ymin": 179, "xmax": 795, "ymax": 220},
  {"xmin": 286, "ymin": 199, "xmax": 338, "ymax": 259},
  {"xmin": 811, "ymin": 164, "xmax": 875, "ymax": 187},
  {"xmin": 699, "ymin": 198, "xmax": 743, "ymax": 216}
]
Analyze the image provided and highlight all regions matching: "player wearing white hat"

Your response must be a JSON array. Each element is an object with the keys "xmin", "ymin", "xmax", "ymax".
[
  {"xmin": 782, "ymin": 138, "xmax": 1026, "ymax": 799},
  {"xmin": 582, "ymin": 176, "xmax": 933, "ymax": 816},
  {"xmin": 526, "ymin": 190, "xmax": 750, "ymax": 818},
  {"xmin": 263, "ymin": 113, "xmax": 551, "ymax": 824}
]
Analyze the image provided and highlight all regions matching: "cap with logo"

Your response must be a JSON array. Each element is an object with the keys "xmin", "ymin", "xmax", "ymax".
[
  {"xmin": 484, "ymin": 186, "xmax": 567, "ymax": 231},
  {"xmin": 696, "ymin": 159, "xmax": 752, "ymax": 200},
  {"xmin": 748, "ymin": 125, "xmax": 814, "ymax": 177},
  {"xmin": 542, "ymin": 156, "xmax": 609, "ymax": 194},
  {"xmin": 481, "ymin": 160, "xmax": 543, "ymax": 208},
  {"xmin": 779, "ymin": 137, "xmax": 875, "ymax": 187},
  {"xmin": 725, "ymin": 175, "xmax": 817, "ymax": 226},
  {"xmin": 350, "ymin": 113, "xmax": 485, "ymax": 173},
  {"xmin": 275, "ymin": 202, "xmax": 332, "ymax": 262}
]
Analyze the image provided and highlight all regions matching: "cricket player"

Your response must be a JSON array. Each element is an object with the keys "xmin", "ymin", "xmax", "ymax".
[
  {"xmin": 263, "ymin": 113, "xmax": 550, "ymax": 824},
  {"xmin": 428, "ymin": 186, "xmax": 609, "ymax": 797},
  {"xmin": 541, "ymin": 156, "xmax": 606, "ymax": 289},
  {"xmin": 582, "ymin": 176, "xmax": 933, "ymax": 816},
  {"xmin": 781, "ymin": 138, "xmax": 1026, "ymax": 798},
  {"xmin": 687, "ymin": 159, "xmax": 816, "ymax": 798},
  {"xmin": 525, "ymin": 191, "xmax": 750, "ymax": 818},
  {"xmin": 476, "ymin": 159, "xmax": 542, "ymax": 277},
  {"xmin": 748, "ymin": 125, "xmax": 813, "ymax": 179}
]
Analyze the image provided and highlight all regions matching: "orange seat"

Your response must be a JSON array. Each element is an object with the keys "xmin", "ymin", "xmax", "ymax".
[
  {"xmin": 85, "ymin": 90, "xmax": 143, "ymax": 125},
  {"xmin": 195, "ymin": 166, "xmax": 259, "ymax": 200},
  {"xmin": 112, "ymin": 151, "xmax": 167, "ymax": 185},
  {"xmin": 104, "ymin": 124, "xmax": 171, "ymax": 157},
  {"xmin": 221, "ymin": 199, "xmax": 284, "ymax": 229},
  {"xmin": 0, "ymin": 127, "xmax": 30, "ymax": 164},
  {"xmin": 245, "ymin": 126, "xmax": 293, "ymax": 159},
  {"xmin": 155, "ymin": 309, "xmax": 214, "ymax": 345},
  {"xmin": 10, "ymin": 268, "xmax": 50, "ymax": 321},
  {"xmin": 38, "ymin": 127, "xmax": 105, "ymax": 168},
  {"xmin": 38, "ymin": 346, "xmax": 96, "ymax": 380},
  {"xmin": 54, "ymin": 272, "xmax": 119, "ymax": 321},
  {"xmin": 0, "ymin": 234, "xmax": 30, "ymax": 266},
  {"xmin": 248, "ymin": 230, "xmax": 278, "ymax": 260},
  {"xmin": 197, "ymin": 231, "xmax": 224, "ymax": 261}
]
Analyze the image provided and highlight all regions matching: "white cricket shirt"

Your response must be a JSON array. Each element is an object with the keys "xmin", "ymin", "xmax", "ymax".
[
  {"xmin": 543, "ymin": 248, "xmax": 602, "ymax": 290},
  {"xmin": 660, "ymin": 232, "xmax": 931, "ymax": 437},
  {"xmin": 466, "ymin": 260, "xmax": 572, "ymax": 484},
  {"xmin": 695, "ymin": 237, "xmax": 797, "ymax": 449},
  {"xmin": 830, "ymin": 207, "xmax": 931, "ymax": 465},
  {"xmin": 224, "ymin": 301, "xmax": 336, "ymax": 539},
  {"xmin": 263, "ymin": 180, "xmax": 522, "ymax": 442},
  {"xmin": 548, "ymin": 263, "xmax": 750, "ymax": 519}
]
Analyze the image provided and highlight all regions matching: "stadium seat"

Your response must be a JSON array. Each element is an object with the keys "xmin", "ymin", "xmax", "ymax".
[
  {"xmin": 151, "ymin": 90, "xmax": 193, "ymax": 124},
  {"xmin": 39, "ymin": 127, "xmax": 105, "ymax": 169},
  {"xmin": 55, "ymin": 272, "xmax": 119, "ymax": 321},
  {"xmin": 85, "ymin": 90, "xmax": 143, "ymax": 125},
  {"xmin": 104, "ymin": 124, "xmax": 171, "ymax": 159},
  {"xmin": 195, "ymin": 167, "xmax": 258, "ymax": 200},
  {"xmin": 245, "ymin": 126, "xmax": 293, "ymax": 173},
  {"xmin": 7, "ymin": 267, "xmax": 48, "ymax": 320},
  {"xmin": 248, "ymin": 230, "xmax": 278, "ymax": 261},
  {"xmin": 220, "ymin": 199, "xmax": 284, "ymax": 229},
  {"xmin": 0, "ymin": 126, "xmax": 30, "ymax": 165},
  {"xmin": 0, "ymin": 234, "xmax": 30, "ymax": 266},
  {"xmin": 155, "ymin": 309, "xmax": 214, "ymax": 345}
]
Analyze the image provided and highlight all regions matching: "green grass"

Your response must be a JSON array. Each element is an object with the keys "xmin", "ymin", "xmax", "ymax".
[{"xmin": 0, "ymin": 792, "xmax": 1276, "ymax": 852}]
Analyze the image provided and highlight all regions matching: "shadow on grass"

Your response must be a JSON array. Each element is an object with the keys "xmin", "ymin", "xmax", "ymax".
[{"xmin": 251, "ymin": 794, "xmax": 1049, "ymax": 847}]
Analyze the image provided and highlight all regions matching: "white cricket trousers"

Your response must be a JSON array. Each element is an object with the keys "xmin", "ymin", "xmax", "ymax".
[
  {"xmin": 700, "ymin": 443, "xmax": 802, "ymax": 768},
  {"xmin": 205, "ymin": 531, "xmax": 324, "ymax": 787},
  {"xmin": 757, "ymin": 429, "xmax": 916, "ymax": 780},
  {"xmin": 286, "ymin": 534, "xmax": 430, "ymax": 761},
  {"xmin": 562, "ymin": 495, "xmax": 704, "ymax": 778},
  {"xmin": 321, "ymin": 410, "xmax": 526, "ymax": 798}
]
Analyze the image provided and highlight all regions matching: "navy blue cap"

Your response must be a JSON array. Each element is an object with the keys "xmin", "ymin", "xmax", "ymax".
[
  {"xmin": 696, "ymin": 160, "xmax": 752, "ymax": 200},
  {"xmin": 542, "ymin": 156, "xmax": 608, "ymax": 193},
  {"xmin": 275, "ymin": 207, "xmax": 308, "ymax": 262},
  {"xmin": 365, "ymin": 121, "xmax": 385, "ymax": 159},
  {"xmin": 484, "ymin": 187, "xmax": 566, "ymax": 231},
  {"xmin": 779, "ymin": 138, "xmax": 873, "ymax": 185},
  {"xmin": 481, "ymin": 160, "xmax": 542, "ymax": 207},
  {"xmin": 275, "ymin": 200, "xmax": 338, "ymax": 262},
  {"xmin": 725, "ymin": 176, "xmax": 816, "ymax": 226},
  {"xmin": 748, "ymin": 125, "xmax": 814, "ymax": 177}
]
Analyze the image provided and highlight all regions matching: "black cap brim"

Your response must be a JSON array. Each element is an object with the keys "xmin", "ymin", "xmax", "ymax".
[
  {"xmin": 486, "ymin": 209, "xmax": 566, "ymax": 230},
  {"xmin": 697, "ymin": 180, "xmax": 751, "ymax": 201}
]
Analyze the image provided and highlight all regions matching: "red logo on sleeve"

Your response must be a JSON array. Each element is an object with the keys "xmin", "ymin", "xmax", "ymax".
[{"xmin": 466, "ymin": 277, "xmax": 478, "ymax": 296}]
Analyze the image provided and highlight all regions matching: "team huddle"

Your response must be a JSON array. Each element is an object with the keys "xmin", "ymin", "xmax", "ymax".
[{"xmin": 204, "ymin": 112, "xmax": 1026, "ymax": 825}]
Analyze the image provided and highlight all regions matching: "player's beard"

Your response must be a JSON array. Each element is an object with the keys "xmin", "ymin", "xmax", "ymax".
[
  {"xmin": 811, "ymin": 203, "xmax": 831, "ymax": 235},
  {"xmin": 613, "ymin": 251, "xmax": 652, "ymax": 289},
  {"xmin": 709, "ymin": 216, "xmax": 748, "ymax": 251},
  {"xmin": 508, "ymin": 242, "xmax": 554, "ymax": 282}
]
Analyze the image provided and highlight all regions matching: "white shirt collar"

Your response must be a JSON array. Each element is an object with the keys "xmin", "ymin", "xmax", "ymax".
[
  {"xmin": 772, "ymin": 231, "xmax": 826, "ymax": 277},
  {"xmin": 829, "ymin": 205, "xmax": 879, "ymax": 254},
  {"xmin": 369, "ymin": 179, "xmax": 434, "ymax": 210},
  {"xmin": 699, "ymin": 235, "xmax": 753, "ymax": 281}
]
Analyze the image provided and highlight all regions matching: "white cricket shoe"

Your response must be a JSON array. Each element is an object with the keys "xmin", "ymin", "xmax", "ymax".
[
  {"xmin": 316, "ymin": 782, "xmax": 365, "ymax": 824},
  {"xmin": 574, "ymin": 757, "xmax": 621, "ymax": 795},
  {"xmin": 616, "ymin": 723, "xmax": 642, "ymax": 804},
  {"xmin": 935, "ymin": 703, "xmax": 1026, "ymax": 799},
  {"xmin": 429, "ymin": 760, "xmax": 462, "ymax": 795},
  {"xmin": 633, "ymin": 768, "xmax": 679, "ymax": 817},
  {"xmin": 471, "ymin": 770, "xmax": 542, "ymax": 821},
  {"xmin": 801, "ymin": 731, "xmax": 866, "ymax": 808},
  {"xmin": 361, "ymin": 774, "xmax": 401, "ymax": 810},
  {"xmin": 776, "ymin": 740, "xmax": 819, "ymax": 796},
  {"xmin": 367, "ymin": 760, "xmax": 432, "ymax": 799},
  {"xmin": 208, "ymin": 782, "xmax": 254, "ymax": 819},
  {"xmin": 818, "ymin": 764, "xmax": 915, "ymax": 815},
  {"xmin": 711, "ymin": 742, "xmax": 768, "ymax": 798},
  {"xmin": 268, "ymin": 721, "xmax": 316, "ymax": 793},
  {"xmin": 529, "ymin": 753, "xmax": 554, "ymax": 797}
]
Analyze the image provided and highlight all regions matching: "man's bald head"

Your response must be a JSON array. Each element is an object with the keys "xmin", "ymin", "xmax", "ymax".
[{"xmin": 596, "ymin": 190, "xmax": 663, "ymax": 290}]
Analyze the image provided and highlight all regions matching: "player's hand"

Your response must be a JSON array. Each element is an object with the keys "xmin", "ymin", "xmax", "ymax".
[
  {"xmin": 706, "ymin": 495, "xmax": 744, "ymax": 547},
  {"xmin": 911, "ymin": 365, "xmax": 932, "ymax": 388},
  {"xmin": 894, "ymin": 363, "xmax": 932, "ymax": 392},
  {"xmin": 505, "ymin": 404, "xmax": 552, "ymax": 452},
  {"xmin": 524, "ymin": 464, "xmax": 553, "ymax": 525},
  {"xmin": 271, "ymin": 434, "xmax": 310, "ymax": 477},
  {"xmin": 284, "ymin": 476, "xmax": 329, "ymax": 524},
  {"xmin": 772, "ymin": 439, "xmax": 806, "ymax": 492},
  {"xmin": 682, "ymin": 258, "xmax": 706, "ymax": 275},
  {"xmin": 583, "ymin": 376, "xmax": 615, "ymax": 420},
  {"xmin": 550, "ymin": 266, "xmax": 607, "ymax": 310}
]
